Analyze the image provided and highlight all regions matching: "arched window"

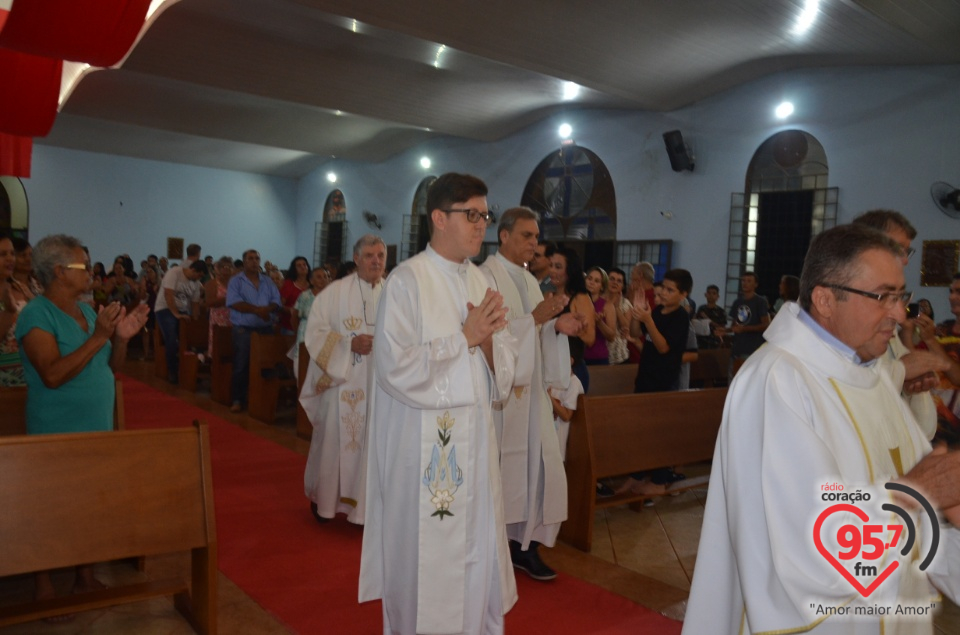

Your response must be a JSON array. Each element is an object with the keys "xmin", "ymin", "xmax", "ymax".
[
  {"xmin": 521, "ymin": 144, "xmax": 616, "ymax": 242},
  {"xmin": 313, "ymin": 189, "xmax": 349, "ymax": 268},
  {"xmin": 725, "ymin": 130, "xmax": 837, "ymax": 308},
  {"xmin": 0, "ymin": 176, "xmax": 29, "ymax": 240},
  {"xmin": 402, "ymin": 176, "xmax": 436, "ymax": 260}
]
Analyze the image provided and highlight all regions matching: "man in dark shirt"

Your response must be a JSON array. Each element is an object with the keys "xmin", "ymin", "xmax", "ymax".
[
  {"xmin": 695, "ymin": 284, "xmax": 727, "ymax": 349},
  {"xmin": 723, "ymin": 271, "xmax": 770, "ymax": 372},
  {"xmin": 631, "ymin": 268, "xmax": 693, "ymax": 393},
  {"xmin": 618, "ymin": 268, "xmax": 694, "ymax": 496}
]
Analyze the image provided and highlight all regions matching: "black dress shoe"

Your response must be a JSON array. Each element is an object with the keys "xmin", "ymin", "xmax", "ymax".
[
  {"xmin": 309, "ymin": 502, "xmax": 329, "ymax": 524},
  {"xmin": 596, "ymin": 481, "xmax": 616, "ymax": 498},
  {"xmin": 509, "ymin": 540, "xmax": 557, "ymax": 581}
]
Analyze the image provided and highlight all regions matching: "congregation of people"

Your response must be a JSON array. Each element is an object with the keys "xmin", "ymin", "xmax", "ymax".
[{"xmin": 7, "ymin": 185, "xmax": 960, "ymax": 633}]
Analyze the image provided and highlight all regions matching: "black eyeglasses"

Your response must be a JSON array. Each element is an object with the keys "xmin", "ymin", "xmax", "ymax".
[
  {"xmin": 442, "ymin": 208, "xmax": 491, "ymax": 224},
  {"xmin": 902, "ymin": 246, "xmax": 916, "ymax": 261},
  {"xmin": 826, "ymin": 284, "xmax": 912, "ymax": 309}
]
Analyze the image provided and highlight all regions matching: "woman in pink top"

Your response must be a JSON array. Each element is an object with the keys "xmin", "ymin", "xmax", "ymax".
[
  {"xmin": 279, "ymin": 256, "xmax": 310, "ymax": 335},
  {"xmin": 204, "ymin": 256, "xmax": 235, "ymax": 357}
]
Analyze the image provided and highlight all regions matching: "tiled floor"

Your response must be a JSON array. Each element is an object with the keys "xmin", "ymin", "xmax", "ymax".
[{"xmin": 2, "ymin": 358, "xmax": 959, "ymax": 633}]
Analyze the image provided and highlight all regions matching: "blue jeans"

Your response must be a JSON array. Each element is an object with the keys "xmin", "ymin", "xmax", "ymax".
[
  {"xmin": 572, "ymin": 359, "xmax": 590, "ymax": 394},
  {"xmin": 155, "ymin": 309, "xmax": 180, "ymax": 383},
  {"xmin": 231, "ymin": 325, "xmax": 273, "ymax": 406}
]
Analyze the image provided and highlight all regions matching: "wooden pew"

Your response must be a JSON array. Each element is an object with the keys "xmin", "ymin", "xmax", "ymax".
[
  {"xmin": 0, "ymin": 379, "xmax": 125, "ymax": 436},
  {"xmin": 296, "ymin": 342, "xmax": 312, "ymax": 441},
  {"xmin": 0, "ymin": 421, "xmax": 217, "ymax": 633},
  {"xmin": 154, "ymin": 325, "xmax": 167, "ymax": 381},
  {"xmin": 247, "ymin": 332, "xmax": 295, "ymax": 424},
  {"xmin": 210, "ymin": 325, "xmax": 233, "ymax": 405},
  {"xmin": 559, "ymin": 387, "xmax": 727, "ymax": 552},
  {"xmin": 689, "ymin": 347, "xmax": 730, "ymax": 387},
  {"xmin": 178, "ymin": 314, "xmax": 210, "ymax": 391},
  {"xmin": 586, "ymin": 363, "xmax": 637, "ymax": 396}
]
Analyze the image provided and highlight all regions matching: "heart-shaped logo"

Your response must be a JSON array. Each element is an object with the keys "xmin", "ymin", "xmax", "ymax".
[{"xmin": 813, "ymin": 504, "xmax": 899, "ymax": 597}]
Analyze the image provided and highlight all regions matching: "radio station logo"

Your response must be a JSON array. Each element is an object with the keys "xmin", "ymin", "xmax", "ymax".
[{"xmin": 813, "ymin": 482, "xmax": 939, "ymax": 598}]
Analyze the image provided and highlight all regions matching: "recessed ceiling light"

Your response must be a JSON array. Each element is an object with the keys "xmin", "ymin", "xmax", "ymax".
[
  {"xmin": 420, "ymin": 157, "xmax": 432, "ymax": 169},
  {"xmin": 558, "ymin": 123, "xmax": 573, "ymax": 139},
  {"xmin": 562, "ymin": 81, "xmax": 580, "ymax": 101},
  {"xmin": 775, "ymin": 101, "xmax": 795, "ymax": 119},
  {"xmin": 326, "ymin": 172, "xmax": 337, "ymax": 183},
  {"xmin": 434, "ymin": 45, "xmax": 446, "ymax": 69},
  {"xmin": 793, "ymin": 0, "xmax": 819, "ymax": 35}
]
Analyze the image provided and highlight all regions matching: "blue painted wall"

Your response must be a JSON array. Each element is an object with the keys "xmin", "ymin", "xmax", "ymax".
[{"xmin": 25, "ymin": 145, "xmax": 298, "ymax": 269}]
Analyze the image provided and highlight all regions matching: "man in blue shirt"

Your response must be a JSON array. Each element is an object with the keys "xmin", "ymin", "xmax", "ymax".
[{"xmin": 227, "ymin": 249, "xmax": 280, "ymax": 412}]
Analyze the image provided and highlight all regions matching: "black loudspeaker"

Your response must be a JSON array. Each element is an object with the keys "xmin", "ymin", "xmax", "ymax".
[{"xmin": 663, "ymin": 130, "xmax": 694, "ymax": 172}]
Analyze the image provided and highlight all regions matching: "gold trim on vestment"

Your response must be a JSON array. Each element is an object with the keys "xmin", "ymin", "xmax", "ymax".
[
  {"xmin": 829, "ymin": 378, "xmax": 875, "ymax": 482},
  {"xmin": 888, "ymin": 447, "xmax": 904, "ymax": 479},
  {"xmin": 752, "ymin": 596, "xmax": 856, "ymax": 634},
  {"xmin": 316, "ymin": 331, "xmax": 342, "ymax": 370},
  {"xmin": 313, "ymin": 332, "xmax": 342, "ymax": 392}
]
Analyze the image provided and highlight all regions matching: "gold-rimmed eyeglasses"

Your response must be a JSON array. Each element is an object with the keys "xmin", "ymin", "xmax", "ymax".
[
  {"xmin": 64, "ymin": 263, "xmax": 92, "ymax": 272},
  {"xmin": 826, "ymin": 284, "xmax": 912, "ymax": 309},
  {"xmin": 442, "ymin": 208, "xmax": 491, "ymax": 224}
]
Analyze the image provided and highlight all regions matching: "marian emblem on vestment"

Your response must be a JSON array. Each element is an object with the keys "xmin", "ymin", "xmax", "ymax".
[
  {"xmin": 423, "ymin": 411, "xmax": 463, "ymax": 520},
  {"xmin": 343, "ymin": 315, "xmax": 363, "ymax": 331}
]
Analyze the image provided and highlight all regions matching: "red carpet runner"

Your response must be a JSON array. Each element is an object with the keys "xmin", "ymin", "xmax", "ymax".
[{"xmin": 121, "ymin": 375, "xmax": 681, "ymax": 634}]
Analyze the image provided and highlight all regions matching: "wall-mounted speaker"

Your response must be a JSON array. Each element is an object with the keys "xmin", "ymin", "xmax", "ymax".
[{"xmin": 663, "ymin": 130, "xmax": 694, "ymax": 172}]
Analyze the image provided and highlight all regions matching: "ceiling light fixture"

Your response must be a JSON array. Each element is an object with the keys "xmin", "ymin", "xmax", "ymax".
[
  {"xmin": 562, "ymin": 81, "xmax": 580, "ymax": 101},
  {"xmin": 326, "ymin": 172, "xmax": 337, "ymax": 183},
  {"xmin": 558, "ymin": 123, "xmax": 572, "ymax": 139},
  {"xmin": 420, "ymin": 157, "xmax": 432, "ymax": 169},
  {"xmin": 434, "ymin": 45, "xmax": 446, "ymax": 68},
  {"xmin": 792, "ymin": 0, "xmax": 820, "ymax": 35},
  {"xmin": 775, "ymin": 101, "xmax": 795, "ymax": 119}
]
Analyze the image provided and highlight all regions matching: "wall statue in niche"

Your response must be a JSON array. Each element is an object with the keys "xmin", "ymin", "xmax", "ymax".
[{"xmin": 324, "ymin": 189, "xmax": 346, "ymax": 222}]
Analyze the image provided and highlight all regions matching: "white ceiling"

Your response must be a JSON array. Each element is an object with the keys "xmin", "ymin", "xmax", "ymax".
[{"xmin": 36, "ymin": 0, "xmax": 960, "ymax": 177}]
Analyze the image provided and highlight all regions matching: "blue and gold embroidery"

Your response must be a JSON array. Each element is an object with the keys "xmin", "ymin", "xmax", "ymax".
[{"xmin": 423, "ymin": 411, "xmax": 463, "ymax": 520}]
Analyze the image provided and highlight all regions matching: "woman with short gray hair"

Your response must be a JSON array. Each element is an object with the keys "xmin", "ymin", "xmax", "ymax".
[{"xmin": 16, "ymin": 234, "xmax": 150, "ymax": 606}]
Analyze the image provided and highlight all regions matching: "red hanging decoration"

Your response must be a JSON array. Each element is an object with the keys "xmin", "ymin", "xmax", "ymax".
[
  {"xmin": 0, "ymin": 47, "xmax": 61, "ymax": 137},
  {"xmin": 0, "ymin": 132, "xmax": 32, "ymax": 178},
  {"xmin": 0, "ymin": 0, "xmax": 151, "ymax": 68}
]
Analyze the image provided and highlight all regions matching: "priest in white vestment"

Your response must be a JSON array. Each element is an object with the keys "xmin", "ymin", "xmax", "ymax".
[
  {"xmin": 683, "ymin": 225, "xmax": 960, "ymax": 635},
  {"xmin": 853, "ymin": 210, "xmax": 950, "ymax": 441},
  {"xmin": 300, "ymin": 235, "xmax": 386, "ymax": 524},
  {"xmin": 359, "ymin": 173, "xmax": 519, "ymax": 635},
  {"xmin": 479, "ymin": 207, "xmax": 583, "ymax": 582}
]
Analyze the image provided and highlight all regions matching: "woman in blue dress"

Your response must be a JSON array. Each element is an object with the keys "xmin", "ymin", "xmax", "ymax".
[{"xmin": 15, "ymin": 234, "xmax": 149, "ymax": 611}]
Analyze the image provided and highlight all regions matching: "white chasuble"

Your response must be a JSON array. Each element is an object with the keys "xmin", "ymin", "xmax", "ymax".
[
  {"xmin": 300, "ymin": 272, "xmax": 381, "ymax": 524},
  {"xmin": 683, "ymin": 303, "xmax": 960, "ymax": 635},
  {"xmin": 481, "ymin": 253, "xmax": 569, "ymax": 546},
  {"xmin": 360, "ymin": 246, "xmax": 518, "ymax": 635}
]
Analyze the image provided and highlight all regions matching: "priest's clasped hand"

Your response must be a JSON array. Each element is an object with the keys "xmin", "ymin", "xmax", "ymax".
[
  {"xmin": 531, "ymin": 293, "xmax": 569, "ymax": 326},
  {"xmin": 463, "ymin": 288, "xmax": 508, "ymax": 348},
  {"xmin": 351, "ymin": 334, "xmax": 374, "ymax": 356}
]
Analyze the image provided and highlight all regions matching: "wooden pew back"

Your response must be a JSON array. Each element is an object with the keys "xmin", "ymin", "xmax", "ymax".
[
  {"xmin": 560, "ymin": 387, "xmax": 727, "ymax": 552},
  {"xmin": 689, "ymin": 347, "xmax": 730, "ymax": 387},
  {"xmin": 0, "ymin": 422, "xmax": 217, "ymax": 632},
  {"xmin": 586, "ymin": 364, "xmax": 636, "ymax": 395},
  {"xmin": 178, "ymin": 314, "xmax": 210, "ymax": 391},
  {"xmin": 248, "ymin": 332, "xmax": 295, "ymax": 424},
  {"xmin": 0, "ymin": 379, "xmax": 125, "ymax": 436},
  {"xmin": 210, "ymin": 325, "xmax": 233, "ymax": 405}
]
